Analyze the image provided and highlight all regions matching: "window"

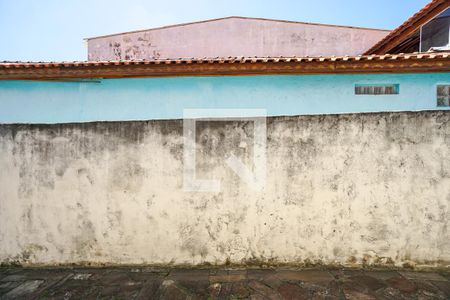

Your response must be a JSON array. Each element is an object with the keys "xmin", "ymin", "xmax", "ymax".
[
  {"xmin": 437, "ymin": 85, "xmax": 450, "ymax": 107},
  {"xmin": 420, "ymin": 7, "xmax": 450, "ymax": 52},
  {"xmin": 355, "ymin": 84, "xmax": 400, "ymax": 95}
]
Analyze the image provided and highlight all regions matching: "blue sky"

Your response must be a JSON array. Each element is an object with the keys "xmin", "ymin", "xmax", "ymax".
[{"xmin": 0, "ymin": 0, "xmax": 430, "ymax": 61}]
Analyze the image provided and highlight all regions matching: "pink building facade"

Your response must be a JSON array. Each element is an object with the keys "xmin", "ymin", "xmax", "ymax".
[{"xmin": 86, "ymin": 17, "xmax": 390, "ymax": 60}]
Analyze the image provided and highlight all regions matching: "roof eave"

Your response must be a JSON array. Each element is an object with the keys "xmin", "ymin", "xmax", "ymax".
[{"xmin": 1, "ymin": 54, "xmax": 450, "ymax": 80}]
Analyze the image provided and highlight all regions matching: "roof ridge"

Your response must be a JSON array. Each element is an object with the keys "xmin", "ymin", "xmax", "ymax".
[{"xmin": 85, "ymin": 16, "xmax": 390, "ymax": 41}]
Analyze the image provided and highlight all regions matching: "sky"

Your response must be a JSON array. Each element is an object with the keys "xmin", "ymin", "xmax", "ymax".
[{"xmin": 0, "ymin": 0, "xmax": 431, "ymax": 61}]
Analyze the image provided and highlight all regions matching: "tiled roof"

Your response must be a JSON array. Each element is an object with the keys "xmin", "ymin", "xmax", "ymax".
[
  {"xmin": 2, "ymin": 52, "xmax": 449, "ymax": 68},
  {"xmin": 1, "ymin": 52, "xmax": 449, "ymax": 80},
  {"xmin": 365, "ymin": 0, "xmax": 450, "ymax": 54}
]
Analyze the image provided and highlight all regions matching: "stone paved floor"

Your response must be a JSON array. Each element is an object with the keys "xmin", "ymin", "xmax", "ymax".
[{"xmin": 0, "ymin": 267, "xmax": 449, "ymax": 299}]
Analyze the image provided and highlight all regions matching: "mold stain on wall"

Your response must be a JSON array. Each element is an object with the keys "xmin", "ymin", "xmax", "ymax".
[{"xmin": 0, "ymin": 111, "xmax": 449, "ymax": 268}]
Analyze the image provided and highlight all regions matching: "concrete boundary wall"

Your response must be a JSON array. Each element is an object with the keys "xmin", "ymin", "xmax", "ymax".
[{"xmin": 0, "ymin": 111, "xmax": 449, "ymax": 268}]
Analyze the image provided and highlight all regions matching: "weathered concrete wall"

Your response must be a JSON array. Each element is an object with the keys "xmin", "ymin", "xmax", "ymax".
[
  {"xmin": 0, "ymin": 111, "xmax": 449, "ymax": 268},
  {"xmin": 87, "ymin": 17, "xmax": 390, "ymax": 60}
]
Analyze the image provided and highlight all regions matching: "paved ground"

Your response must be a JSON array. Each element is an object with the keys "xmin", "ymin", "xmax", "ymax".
[{"xmin": 0, "ymin": 267, "xmax": 449, "ymax": 299}]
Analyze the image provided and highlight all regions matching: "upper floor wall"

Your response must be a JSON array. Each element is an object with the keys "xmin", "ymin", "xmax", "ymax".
[
  {"xmin": 0, "ymin": 73, "xmax": 449, "ymax": 124},
  {"xmin": 87, "ymin": 17, "xmax": 390, "ymax": 60}
]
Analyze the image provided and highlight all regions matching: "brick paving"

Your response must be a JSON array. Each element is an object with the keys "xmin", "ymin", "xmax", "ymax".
[{"xmin": 0, "ymin": 267, "xmax": 449, "ymax": 299}]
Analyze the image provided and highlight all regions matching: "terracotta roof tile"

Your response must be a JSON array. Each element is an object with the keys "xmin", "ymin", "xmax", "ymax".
[
  {"xmin": 1, "ymin": 52, "xmax": 449, "ymax": 79},
  {"xmin": 1, "ymin": 52, "xmax": 449, "ymax": 68}
]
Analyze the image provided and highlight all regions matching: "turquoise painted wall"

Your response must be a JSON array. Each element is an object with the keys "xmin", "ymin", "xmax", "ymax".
[{"xmin": 0, "ymin": 73, "xmax": 449, "ymax": 123}]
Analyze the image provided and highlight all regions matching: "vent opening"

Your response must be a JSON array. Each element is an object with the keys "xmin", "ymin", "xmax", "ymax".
[{"xmin": 355, "ymin": 84, "xmax": 400, "ymax": 95}]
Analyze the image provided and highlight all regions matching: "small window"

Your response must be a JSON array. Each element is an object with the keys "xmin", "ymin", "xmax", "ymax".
[
  {"xmin": 437, "ymin": 85, "xmax": 450, "ymax": 107},
  {"xmin": 355, "ymin": 84, "xmax": 399, "ymax": 95}
]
